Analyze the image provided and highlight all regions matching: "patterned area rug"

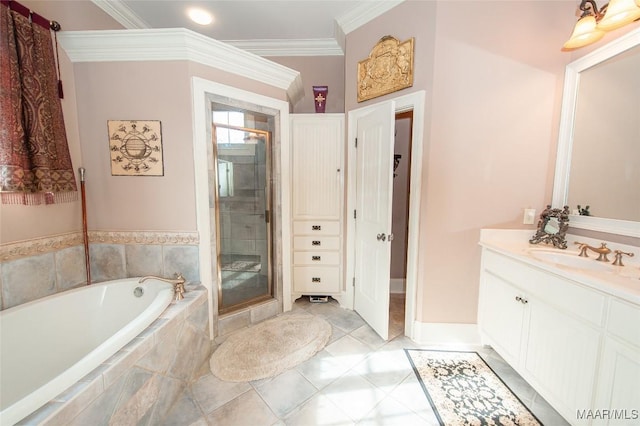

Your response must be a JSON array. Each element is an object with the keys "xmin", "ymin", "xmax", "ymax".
[{"xmin": 405, "ymin": 350, "xmax": 542, "ymax": 426}]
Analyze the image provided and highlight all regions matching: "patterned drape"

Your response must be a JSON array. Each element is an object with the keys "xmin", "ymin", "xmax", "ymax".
[{"xmin": 0, "ymin": 2, "xmax": 77, "ymax": 205}]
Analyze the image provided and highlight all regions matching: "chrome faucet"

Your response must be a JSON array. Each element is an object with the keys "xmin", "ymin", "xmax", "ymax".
[
  {"xmin": 139, "ymin": 273, "xmax": 186, "ymax": 301},
  {"xmin": 574, "ymin": 242, "xmax": 612, "ymax": 262}
]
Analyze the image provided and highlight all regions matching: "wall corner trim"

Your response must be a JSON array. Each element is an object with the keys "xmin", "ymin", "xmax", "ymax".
[
  {"xmin": 335, "ymin": 0, "xmax": 406, "ymax": 35},
  {"xmin": 57, "ymin": 28, "xmax": 304, "ymax": 104},
  {"xmin": 412, "ymin": 322, "xmax": 481, "ymax": 346}
]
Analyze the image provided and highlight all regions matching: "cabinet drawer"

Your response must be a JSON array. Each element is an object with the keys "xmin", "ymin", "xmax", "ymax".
[
  {"xmin": 293, "ymin": 266, "xmax": 340, "ymax": 294},
  {"xmin": 293, "ymin": 221, "xmax": 340, "ymax": 236},
  {"xmin": 294, "ymin": 251, "xmax": 340, "ymax": 266},
  {"xmin": 293, "ymin": 236, "xmax": 340, "ymax": 251},
  {"xmin": 607, "ymin": 299, "xmax": 640, "ymax": 348}
]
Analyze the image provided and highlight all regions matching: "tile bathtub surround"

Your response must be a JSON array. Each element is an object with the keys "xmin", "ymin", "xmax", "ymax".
[
  {"xmin": 0, "ymin": 231, "xmax": 200, "ymax": 310},
  {"xmin": 19, "ymin": 285, "xmax": 212, "ymax": 425}
]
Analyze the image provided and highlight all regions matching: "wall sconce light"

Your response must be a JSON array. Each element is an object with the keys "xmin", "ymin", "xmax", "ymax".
[{"xmin": 563, "ymin": 0, "xmax": 640, "ymax": 50}]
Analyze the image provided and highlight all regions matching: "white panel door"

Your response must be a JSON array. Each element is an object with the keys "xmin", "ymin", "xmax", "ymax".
[{"xmin": 353, "ymin": 102, "xmax": 394, "ymax": 340}]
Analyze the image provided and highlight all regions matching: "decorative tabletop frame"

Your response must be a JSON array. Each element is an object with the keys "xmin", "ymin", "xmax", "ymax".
[
  {"xmin": 357, "ymin": 35, "xmax": 414, "ymax": 103},
  {"xmin": 108, "ymin": 120, "xmax": 164, "ymax": 176}
]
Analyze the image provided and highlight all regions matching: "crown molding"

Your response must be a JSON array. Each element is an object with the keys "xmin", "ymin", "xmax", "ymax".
[
  {"xmin": 223, "ymin": 38, "xmax": 344, "ymax": 56},
  {"xmin": 335, "ymin": 0, "xmax": 406, "ymax": 35},
  {"xmin": 57, "ymin": 29, "xmax": 303, "ymax": 104},
  {"xmin": 90, "ymin": 0, "xmax": 149, "ymax": 29}
]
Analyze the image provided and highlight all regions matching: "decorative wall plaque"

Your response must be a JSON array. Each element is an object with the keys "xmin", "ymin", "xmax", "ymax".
[
  {"xmin": 358, "ymin": 36, "xmax": 414, "ymax": 103},
  {"xmin": 108, "ymin": 120, "xmax": 164, "ymax": 176},
  {"xmin": 313, "ymin": 85, "xmax": 328, "ymax": 113}
]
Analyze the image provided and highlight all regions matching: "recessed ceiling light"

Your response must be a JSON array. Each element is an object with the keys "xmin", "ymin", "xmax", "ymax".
[{"xmin": 187, "ymin": 8, "xmax": 213, "ymax": 26}]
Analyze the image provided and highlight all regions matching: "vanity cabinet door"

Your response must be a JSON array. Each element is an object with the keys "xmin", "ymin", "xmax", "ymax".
[
  {"xmin": 592, "ymin": 299, "xmax": 640, "ymax": 426},
  {"xmin": 479, "ymin": 271, "xmax": 525, "ymax": 366},
  {"xmin": 523, "ymin": 298, "xmax": 601, "ymax": 425}
]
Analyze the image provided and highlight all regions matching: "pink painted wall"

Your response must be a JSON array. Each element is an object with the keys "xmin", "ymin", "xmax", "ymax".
[
  {"xmin": 345, "ymin": 1, "xmax": 577, "ymax": 324},
  {"xmin": 71, "ymin": 60, "xmax": 289, "ymax": 232},
  {"xmin": 270, "ymin": 56, "xmax": 345, "ymax": 113}
]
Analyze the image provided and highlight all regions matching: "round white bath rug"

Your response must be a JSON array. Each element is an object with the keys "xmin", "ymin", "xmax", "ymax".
[{"xmin": 209, "ymin": 313, "xmax": 332, "ymax": 382}]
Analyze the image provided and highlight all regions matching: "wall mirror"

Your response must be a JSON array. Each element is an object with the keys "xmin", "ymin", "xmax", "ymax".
[{"xmin": 552, "ymin": 27, "xmax": 640, "ymax": 238}]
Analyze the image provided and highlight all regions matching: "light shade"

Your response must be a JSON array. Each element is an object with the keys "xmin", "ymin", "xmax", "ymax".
[
  {"xmin": 563, "ymin": 15, "xmax": 606, "ymax": 49},
  {"xmin": 597, "ymin": 0, "xmax": 640, "ymax": 30}
]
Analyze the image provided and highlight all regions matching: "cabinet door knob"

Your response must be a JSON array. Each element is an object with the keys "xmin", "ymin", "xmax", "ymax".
[
  {"xmin": 515, "ymin": 296, "xmax": 528, "ymax": 304},
  {"xmin": 377, "ymin": 233, "xmax": 386, "ymax": 241}
]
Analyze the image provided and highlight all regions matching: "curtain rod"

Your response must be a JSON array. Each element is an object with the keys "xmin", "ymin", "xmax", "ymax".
[{"xmin": 0, "ymin": 0, "xmax": 61, "ymax": 31}]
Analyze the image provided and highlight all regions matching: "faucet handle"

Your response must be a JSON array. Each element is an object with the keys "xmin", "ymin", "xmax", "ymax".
[
  {"xmin": 574, "ymin": 242, "xmax": 589, "ymax": 257},
  {"xmin": 612, "ymin": 250, "xmax": 635, "ymax": 266}
]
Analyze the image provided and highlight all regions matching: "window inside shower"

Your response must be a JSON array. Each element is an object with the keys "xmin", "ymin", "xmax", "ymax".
[{"xmin": 211, "ymin": 107, "xmax": 274, "ymax": 313}]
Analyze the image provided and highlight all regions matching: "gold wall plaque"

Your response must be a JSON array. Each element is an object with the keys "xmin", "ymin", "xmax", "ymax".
[{"xmin": 357, "ymin": 36, "xmax": 414, "ymax": 103}]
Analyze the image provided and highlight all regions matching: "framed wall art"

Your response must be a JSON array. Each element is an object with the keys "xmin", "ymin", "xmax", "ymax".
[
  {"xmin": 358, "ymin": 35, "xmax": 414, "ymax": 103},
  {"xmin": 108, "ymin": 120, "xmax": 164, "ymax": 176}
]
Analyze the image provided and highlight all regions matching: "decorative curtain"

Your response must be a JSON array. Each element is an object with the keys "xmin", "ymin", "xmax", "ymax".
[{"xmin": 0, "ymin": 1, "xmax": 76, "ymax": 205}]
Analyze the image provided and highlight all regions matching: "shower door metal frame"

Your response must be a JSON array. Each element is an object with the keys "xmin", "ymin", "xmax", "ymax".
[{"xmin": 211, "ymin": 123, "xmax": 274, "ymax": 314}]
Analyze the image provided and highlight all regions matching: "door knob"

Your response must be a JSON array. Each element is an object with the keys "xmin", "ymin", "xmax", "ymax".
[{"xmin": 377, "ymin": 233, "xmax": 386, "ymax": 241}]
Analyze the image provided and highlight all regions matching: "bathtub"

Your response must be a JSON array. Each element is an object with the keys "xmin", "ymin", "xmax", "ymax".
[{"xmin": 0, "ymin": 278, "xmax": 174, "ymax": 425}]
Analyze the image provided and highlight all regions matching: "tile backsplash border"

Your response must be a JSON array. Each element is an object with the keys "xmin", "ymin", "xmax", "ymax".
[{"xmin": 1, "ymin": 231, "xmax": 199, "ymax": 262}]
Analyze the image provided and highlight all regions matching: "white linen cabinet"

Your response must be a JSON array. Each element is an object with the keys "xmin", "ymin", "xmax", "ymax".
[{"xmin": 290, "ymin": 114, "xmax": 344, "ymax": 301}]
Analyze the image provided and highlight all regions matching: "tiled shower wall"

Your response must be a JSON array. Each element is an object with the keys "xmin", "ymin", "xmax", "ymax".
[{"xmin": 0, "ymin": 231, "xmax": 200, "ymax": 310}]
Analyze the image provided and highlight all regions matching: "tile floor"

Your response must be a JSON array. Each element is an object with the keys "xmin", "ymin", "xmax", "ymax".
[{"xmin": 165, "ymin": 296, "xmax": 569, "ymax": 425}]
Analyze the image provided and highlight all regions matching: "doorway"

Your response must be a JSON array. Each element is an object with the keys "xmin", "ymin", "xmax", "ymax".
[
  {"xmin": 210, "ymin": 106, "xmax": 275, "ymax": 314},
  {"xmin": 346, "ymin": 91, "xmax": 426, "ymax": 341},
  {"xmin": 389, "ymin": 110, "xmax": 413, "ymax": 339}
]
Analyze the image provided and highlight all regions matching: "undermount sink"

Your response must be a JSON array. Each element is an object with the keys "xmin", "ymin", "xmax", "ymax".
[{"xmin": 528, "ymin": 250, "xmax": 614, "ymax": 272}]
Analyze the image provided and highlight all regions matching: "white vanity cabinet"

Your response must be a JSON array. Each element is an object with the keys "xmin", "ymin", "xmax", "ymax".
[
  {"xmin": 479, "ymin": 245, "xmax": 640, "ymax": 426},
  {"xmin": 593, "ymin": 299, "xmax": 640, "ymax": 426},
  {"xmin": 290, "ymin": 114, "xmax": 344, "ymax": 298}
]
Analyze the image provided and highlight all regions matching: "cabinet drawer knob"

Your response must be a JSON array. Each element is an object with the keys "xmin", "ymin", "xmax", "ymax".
[
  {"xmin": 312, "ymin": 256, "xmax": 321, "ymax": 261},
  {"xmin": 311, "ymin": 277, "xmax": 321, "ymax": 283},
  {"xmin": 312, "ymin": 225, "xmax": 322, "ymax": 231},
  {"xmin": 312, "ymin": 240, "xmax": 321, "ymax": 246}
]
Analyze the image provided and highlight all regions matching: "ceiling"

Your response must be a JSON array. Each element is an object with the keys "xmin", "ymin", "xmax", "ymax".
[{"xmin": 92, "ymin": 0, "xmax": 404, "ymax": 55}]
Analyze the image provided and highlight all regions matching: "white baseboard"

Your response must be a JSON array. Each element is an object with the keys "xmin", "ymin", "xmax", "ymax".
[
  {"xmin": 412, "ymin": 322, "xmax": 481, "ymax": 345},
  {"xmin": 390, "ymin": 278, "xmax": 405, "ymax": 293}
]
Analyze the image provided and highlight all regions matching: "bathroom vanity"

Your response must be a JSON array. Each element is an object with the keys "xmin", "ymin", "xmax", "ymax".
[{"xmin": 478, "ymin": 229, "xmax": 640, "ymax": 426}]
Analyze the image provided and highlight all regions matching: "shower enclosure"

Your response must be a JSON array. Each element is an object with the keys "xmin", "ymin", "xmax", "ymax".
[{"xmin": 211, "ymin": 107, "xmax": 274, "ymax": 313}]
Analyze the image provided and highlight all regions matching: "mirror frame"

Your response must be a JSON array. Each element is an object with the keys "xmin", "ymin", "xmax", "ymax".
[
  {"xmin": 552, "ymin": 27, "xmax": 640, "ymax": 238},
  {"xmin": 529, "ymin": 205, "xmax": 570, "ymax": 249}
]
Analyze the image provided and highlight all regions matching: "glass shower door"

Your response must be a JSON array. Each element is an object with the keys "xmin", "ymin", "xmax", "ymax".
[{"xmin": 212, "ymin": 122, "xmax": 272, "ymax": 313}]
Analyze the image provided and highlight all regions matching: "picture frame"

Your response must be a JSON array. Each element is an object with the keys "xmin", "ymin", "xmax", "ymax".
[{"xmin": 108, "ymin": 120, "xmax": 164, "ymax": 176}]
